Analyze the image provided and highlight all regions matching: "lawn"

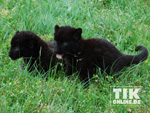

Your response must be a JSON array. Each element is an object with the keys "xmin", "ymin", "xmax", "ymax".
[{"xmin": 0, "ymin": 0, "xmax": 150, "ymax": 112}]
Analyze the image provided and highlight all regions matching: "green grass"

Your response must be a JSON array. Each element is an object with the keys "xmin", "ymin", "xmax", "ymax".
[{"xmin": 0, "ymin": 0, "xmax": 150, "ymax": 112}]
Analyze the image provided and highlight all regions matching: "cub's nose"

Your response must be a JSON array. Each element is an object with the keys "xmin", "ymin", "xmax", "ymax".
[
  {"xmin": 8, "ymin": 51, "xmax": 11, "ymax": 57},
  {"xmin": 54, "ymin": 46, "xmax": 59, "ymax": 53},
  {"xmin": 54, "ymin": 45, "xmax": 62, "ymax": 53},
  {"xmin": 8, "ymin": 50, "xmax": 13, "ymax": 58}
]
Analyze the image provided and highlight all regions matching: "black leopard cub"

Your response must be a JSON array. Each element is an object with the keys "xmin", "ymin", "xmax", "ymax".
[
  {"xmin": 54, "ymin": 25, "xmax": 148, "ymax": 82},
  {"xmin": 9, "ymin": 31, "xmax": 59, "ymax": 73}
]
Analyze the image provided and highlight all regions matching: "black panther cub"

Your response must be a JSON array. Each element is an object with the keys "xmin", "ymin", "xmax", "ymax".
[
  {"xmin": 54, "ymin": 25, "xmax": 148, "ymax": 82},
  {"xmin": 9, "ymin": 31, "xmax": 58, "ymax": 73}
]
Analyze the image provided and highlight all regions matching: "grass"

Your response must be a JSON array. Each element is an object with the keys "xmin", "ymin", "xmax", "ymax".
[{"xmin": 0, "ymin": 0, "xmax": 150, "ymax": 112}]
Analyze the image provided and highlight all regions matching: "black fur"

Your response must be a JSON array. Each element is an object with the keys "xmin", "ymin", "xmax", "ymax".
[
  {"xmin": 9, "ymin": 31, "xmax": 58, "ymax": 73},
  {"xmin": 54, "ymin": 25, "xmax": 148, "ymax": 82}
]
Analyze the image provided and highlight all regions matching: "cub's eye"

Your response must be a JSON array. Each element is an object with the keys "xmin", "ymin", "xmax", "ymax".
[
  {"xmin": 15, "ymin": 47, "xmax": 20, "ymax": 51},
  {"xmin": 63, "ymin": 42, "xmax": 67, "ymax": 47},
  {"xmin": 54, "ymin": 41, "xmax": 57, "ymax": 45}
]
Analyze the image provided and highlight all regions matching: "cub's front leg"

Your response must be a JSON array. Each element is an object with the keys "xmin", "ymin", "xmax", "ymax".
[
  {"xmin": 77, "ymin": 61, "xmax": 95, "ymax": 85},
  {"xmin": 64, "ymin": 57, "xmax": 77, "ymax": 77},
  {"xmin": 23, "ymin": 58, "xmax": 35, "ymax": 72}
]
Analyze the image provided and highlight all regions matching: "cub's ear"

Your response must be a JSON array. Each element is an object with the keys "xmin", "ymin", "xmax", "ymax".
[
  {"xmin": 16, "ymin": 31, "xmax": 19, "ymax": 34},
  {"xmin": 75, "ymin": 28, "xmax": 82, "ymax": 35},
  {"xmin": 55, "ymin": 25, "xmax": 59, "ymax": 32},
  {"xmin": 73, "ymin": 28, "xmax": 82, "ymax": 41}
]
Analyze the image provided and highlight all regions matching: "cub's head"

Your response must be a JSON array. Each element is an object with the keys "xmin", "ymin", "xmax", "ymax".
[
  {"xmin": 9, "ymin": 31, "xmax": 38, "ymax": 60},
  {"xmin": 54, "ymin": 25, "xmax": 82, "ymax": 59}
]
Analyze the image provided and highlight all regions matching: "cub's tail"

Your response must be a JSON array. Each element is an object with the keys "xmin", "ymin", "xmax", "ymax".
[
  {"xmin": 112, "ymin": 46, "xmax": 148, "ymax": 74},
  {"xmin": 130, "ymin": 45, "xmax": 148, "ymax": 64}
]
